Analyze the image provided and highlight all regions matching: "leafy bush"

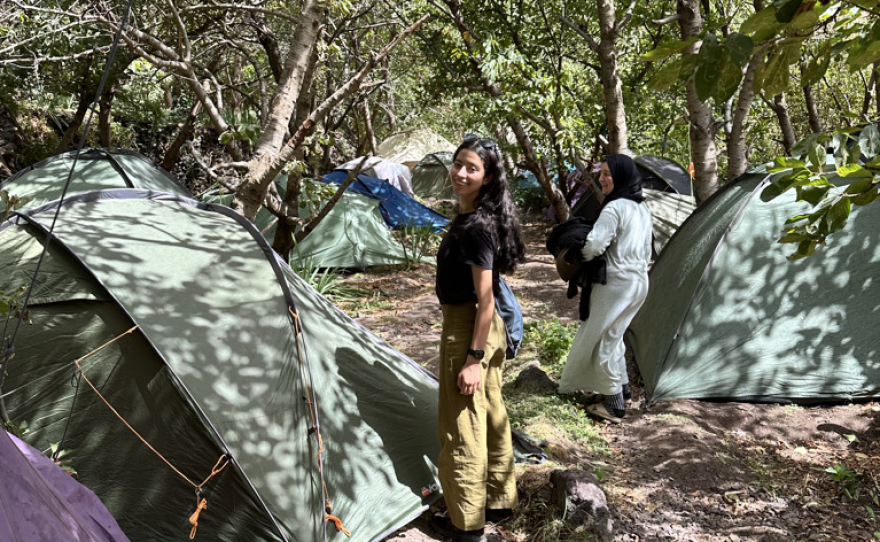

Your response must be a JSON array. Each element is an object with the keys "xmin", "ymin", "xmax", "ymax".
[
  {"xmin": 522, "ymin": 319, "xmax": 579, "ymax": 377},
  {"xmin": 394, "ymin": 223, "xmax": 441, "ymax": 267}
]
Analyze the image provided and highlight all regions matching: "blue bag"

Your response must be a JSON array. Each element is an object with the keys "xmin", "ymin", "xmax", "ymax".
[{"xmin": 494, "ymin": 277, "xmax": 523, "ymax": 359}]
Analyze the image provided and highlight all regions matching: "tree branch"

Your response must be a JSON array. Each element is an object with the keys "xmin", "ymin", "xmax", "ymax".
[{"xmin": 559, "ymin": 15, "xmax": 599, "ymax": 52}]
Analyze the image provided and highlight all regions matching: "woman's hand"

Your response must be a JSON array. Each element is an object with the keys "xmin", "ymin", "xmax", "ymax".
[{"xmin": 458, "ymin": 359, "xmax": 482, "ymax": 395}]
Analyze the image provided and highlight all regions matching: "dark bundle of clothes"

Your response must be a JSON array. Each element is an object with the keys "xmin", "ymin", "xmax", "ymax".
[{"xmin": 545, "ymin": 216, "xmax": 607, "ymax": 321}]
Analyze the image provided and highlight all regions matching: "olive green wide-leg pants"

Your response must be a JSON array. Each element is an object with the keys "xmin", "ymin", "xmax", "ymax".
[{"xmin": 438, "ymin": 303, "xmax": 518, "ymax": 531}]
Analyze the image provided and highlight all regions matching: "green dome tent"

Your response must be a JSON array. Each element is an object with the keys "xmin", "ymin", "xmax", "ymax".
[
  {"xmin": 0, "ymin": 148, "xmax": 189, "ymax": 203},
  {"xmin": 205, "ymin": 177, "xmax": 412, "ymax": 270},
  {"xmin": 0, "ymin": 189, "xmax": 442, "ymax": 542},
  {"xmin": 628, "ymin": 171, "xmax": 880, "ymax": 405},
  {"xmin": 410, "ymin": 152, "xmax": 454, "ymax": 199}
]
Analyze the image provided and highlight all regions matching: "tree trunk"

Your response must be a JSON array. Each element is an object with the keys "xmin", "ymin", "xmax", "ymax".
[
  {"xmin": 678, "ymin": 0, "xmax": 718, "ymax": 204},
  {"xmin": 803, "ymin": 84, "xmax": 822, "ymax": 134},
  {"xmin": 596, "ymin": 0, "xmax": 630, "ymax": 155},
  {"xmin": 252, "ymin": 0, "xmax": 324, "ymax": 158},
  {"xmin": 162, "ymin": 99, "xmax": 202, "ymax": 171},
  {"xmin": 55, "ymin": 59, "xmax": 96, "ymax": 153},
  {"xmin": 98, "ymin": 82, "xmax": 115, "ymax": 147},
  {"xmin": 363, "ymin": 99, "xmax": 378, "ymax": 155},
  {"xmin": 273, "ymin": 43, "xmax": 321, "ymax": 261},
  {"xmin": 771, "ymin": 93, "xmax": 796, "ymax": 155},
  {"xmin": 726, "ymin": 54, "xmax": 762, "ymax": 182}
]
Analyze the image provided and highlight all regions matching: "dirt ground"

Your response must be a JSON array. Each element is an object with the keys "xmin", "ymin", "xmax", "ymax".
[{"xmin": 340, "ymin": 213, "xmax": 880, "ymax": 542}]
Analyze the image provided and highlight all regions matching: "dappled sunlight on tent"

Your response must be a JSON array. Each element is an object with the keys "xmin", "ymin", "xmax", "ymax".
[
  {"xmin": 629, "ymin": 172, "xmax": 880, "ymax": 405},
  {"xmin": 0, "ymin": 185, "xmax": 443, "ymax": 542}
]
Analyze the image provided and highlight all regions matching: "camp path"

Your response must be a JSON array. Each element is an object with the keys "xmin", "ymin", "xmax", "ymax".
[{"xmin": 339, "ymin": 212, "xmax": 880, "ymax": 542}]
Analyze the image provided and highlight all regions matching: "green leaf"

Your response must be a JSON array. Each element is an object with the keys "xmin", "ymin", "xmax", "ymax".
[
  {"xmin": 742, "ymin": 7, "xmax": 784, "ymax": 39},
  {"xmin": 788, "ymin": 239, "xmax": 818, "ymax": 260},
  {"xmin": 859, "ymin": 123, "xmax": 880, "ymax": 158},
  {"xmin": 797, "ymin": 184, "xmax": 831, "ymax": 205},
  {"xmin": 809, "ymin": 143, "xmax": 827, "ymax": 171},
  {"xmin": 648, "ymin": 58, "xmax": 685, "ymax": 91},
  {"xmin": 838, "ymin": 163, "xmax": 872, "ymax": 178},
  {"xmin": 725, "ymin": 33, "xmax": 754, "ymax": 67},
  {"xmin": 775, "ymin": 0, "xmax": 805, "ymax": 23},
  {"xmin": 761, "ymin": 182, "xmax": 784, "ymax": 201},
  {"xmin": 640, "ymin": 37, "xmax": 699, "ymax": 62},
  {"xmin": 219, "ymin": 131, "xmax": 234, "ymax": 145},
  {"xmin": 790, "ymin": 9, "xmax": 820, "ymax": 31},
  {"xmin": 845, "ymin": 177, "xmax": 875, "ymax": 194},
  {"xmin": 695, "ymin": 55, "xmax": 722, "ymax": 101},
  {"xmin": 851, "ymin": 187, "xmax": 879, "ymax": 205},
  {"xmin": 779, "ymin": 232, "xmax": 811, "ymax": 243},
  {"xmin": 714, "ymin": 57, "xmax": 743, "ymax": 102},
  {"xmin": 772, "ymin": 156, "xmax": 807, "ymax": 170},
  {"xmin": 828, "ymin": 197, "xmax": 852, "ymax": 232},
  {"xmin": 847, "ymin": 40, "xmax": 880, "ymax": 71},
  {"xmin": 802, "ymin": 43, "xmax": 832, "ymax": 86}
]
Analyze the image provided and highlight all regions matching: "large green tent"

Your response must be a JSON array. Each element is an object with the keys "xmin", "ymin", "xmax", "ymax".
[
  {"xmin": 0, "ymin": 189, "xmax": 442, "ymax": 542},
  {"xmin": 628, "ymin": 171, "xmax": 880, "ymax": 405}
]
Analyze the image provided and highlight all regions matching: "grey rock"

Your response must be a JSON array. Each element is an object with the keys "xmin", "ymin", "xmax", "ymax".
[
  {"xmin": 514, "ymin": 364, "xmax": 558, "ymax": 394},
  {"xmin": 549, "ymin": 469, "xmax": 614, "ymax": 542}
]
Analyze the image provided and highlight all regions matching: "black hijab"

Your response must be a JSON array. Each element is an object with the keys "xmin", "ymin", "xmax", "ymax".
[{"xmin": 603, "ymin": 154, "xmax": 645, "ymax": 206}]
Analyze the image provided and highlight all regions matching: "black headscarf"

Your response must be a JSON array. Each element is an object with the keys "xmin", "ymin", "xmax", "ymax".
[{"xmin": 603, "ymin": 154, "xmax": 645, "ymax": 206}]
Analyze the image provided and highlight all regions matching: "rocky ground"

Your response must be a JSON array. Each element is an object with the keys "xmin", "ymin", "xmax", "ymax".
[{"xmin": 338, "ymin": 212, "xmax": 880, "ymax": 542}]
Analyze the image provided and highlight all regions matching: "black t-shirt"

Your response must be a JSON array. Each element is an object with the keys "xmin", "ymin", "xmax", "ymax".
[{"xmin": 435, "ymin": 212, "xmax": 498, "ymax": 305}]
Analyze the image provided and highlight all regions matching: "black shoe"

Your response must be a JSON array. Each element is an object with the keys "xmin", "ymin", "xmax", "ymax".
[
  {"xmin": 431, "ymin": 512, "xmax": 486, "ymax": 542},
  {"xmin": 485, "ymin": 508, "xmax": 513, "ymax": 524}
]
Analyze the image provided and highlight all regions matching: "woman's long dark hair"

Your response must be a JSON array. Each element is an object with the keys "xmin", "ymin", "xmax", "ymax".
[{"xmin": 453, "ymin": 138, "xmax": 525, "ymax": 274}]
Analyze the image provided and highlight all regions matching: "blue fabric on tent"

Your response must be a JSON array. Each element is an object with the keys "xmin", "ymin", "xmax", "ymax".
[{"xmin": 323, "ymin": 170, "xmax": 450, "ymax": 232}]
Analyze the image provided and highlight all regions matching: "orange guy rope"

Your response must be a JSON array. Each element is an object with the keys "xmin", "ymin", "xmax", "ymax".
[{"xmin": 72, "ymin": 324, "xmax": 231, "ymax": 539}]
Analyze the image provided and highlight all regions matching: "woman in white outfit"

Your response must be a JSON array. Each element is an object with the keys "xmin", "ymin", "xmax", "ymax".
[{"xmin": 558, "ymin": 154, "xmax": 653, "ymax": 423}]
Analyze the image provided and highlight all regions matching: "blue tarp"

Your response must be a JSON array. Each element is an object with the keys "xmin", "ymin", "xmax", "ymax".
[{"xmin": 323, "ymin": 170, "xmax": 450, "ymax": 232}]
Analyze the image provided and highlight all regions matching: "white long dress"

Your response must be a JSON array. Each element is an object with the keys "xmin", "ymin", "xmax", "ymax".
[{"xmin": 558, "ymin": 198, "xmax": 653, "ymax": 395}]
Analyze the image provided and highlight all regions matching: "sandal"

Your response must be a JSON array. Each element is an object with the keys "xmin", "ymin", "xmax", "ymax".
[{"xmin": 586, "ymin": 402, "xmax": 625, "ymax": 423}]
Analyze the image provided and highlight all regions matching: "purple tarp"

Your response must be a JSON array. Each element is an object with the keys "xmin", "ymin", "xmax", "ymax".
[{"xmin": 0, "ymin": 429, "xmax": 130, "ymax": 542}]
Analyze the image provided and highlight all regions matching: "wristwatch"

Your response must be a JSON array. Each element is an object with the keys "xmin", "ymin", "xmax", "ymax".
[{"xmin": 467, "ymin": 348, "xmax": 485, "ymax": 360}]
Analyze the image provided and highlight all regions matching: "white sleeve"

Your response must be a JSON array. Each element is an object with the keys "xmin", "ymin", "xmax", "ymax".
[{"xmin": 580, "ymin": 203, "xmax": 621, "ymax": 262}]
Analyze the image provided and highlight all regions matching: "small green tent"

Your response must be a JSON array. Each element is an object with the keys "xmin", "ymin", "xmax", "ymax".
[
  {"xmin": 205, "ymin": 177, "xmax": 412, "ymax": 270},
  {"xmin": 411, "ymin": 152, "xmax": 454, "ymax": 199},
  {"xmin": 628, "ymin": 171, "xmax": 880, "ymax": 405},
  {"xmin": 0, "ymin": 189, "xmax": 442, "ymax": 542}
]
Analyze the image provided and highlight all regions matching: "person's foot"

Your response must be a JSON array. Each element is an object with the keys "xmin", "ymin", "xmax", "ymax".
[
  {"xmin": 485, "ymin": 508, "xmax": 513, "ymax": 524},
  {"xmin": 585, "ymin": 402, "xmax": 625, "ymax": 423},
  {"xmin": 431, "ymin": 512, "xmax": 487, "ymax": 542}
]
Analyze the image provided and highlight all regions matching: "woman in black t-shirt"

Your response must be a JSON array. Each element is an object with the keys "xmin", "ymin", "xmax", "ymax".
[{"xmin": 431, "ymin": 135, "xmax": 525, "ymax": 542}]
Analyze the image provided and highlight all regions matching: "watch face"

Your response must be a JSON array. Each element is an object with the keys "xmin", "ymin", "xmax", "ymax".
[{"xmin": 468, "ymin": 348, "xmax": 485, "ymax": 360}]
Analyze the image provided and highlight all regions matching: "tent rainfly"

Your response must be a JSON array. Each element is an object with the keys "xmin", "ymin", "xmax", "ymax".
[
  {"xmin": 628, "ymin": 171, "xmax": 880, "ymax": 405},
  {"xmin": 0, "ymin": 189, "xmax": 442, "ymax": 542}
]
